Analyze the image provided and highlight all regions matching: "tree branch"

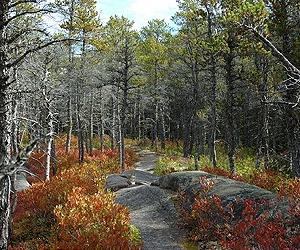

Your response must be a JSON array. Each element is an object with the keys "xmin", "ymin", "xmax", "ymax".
[
  {"xmin": 8, "ymin": 0, "xmax": 39, "ymax": 9},
  {"xmin": 7, "ymin": 39, "xmax": 71, "ymax": 69},
  {"xmin": 243, "ymin": 24, "xmax": 300, "ymax": 75},
  {"xmin": 2, "ymin": 9, "xmax": 53, "ymax": 28},
  {"xmin": 7, "ymin": 28, "xmax": 49, "ymax": 44}
]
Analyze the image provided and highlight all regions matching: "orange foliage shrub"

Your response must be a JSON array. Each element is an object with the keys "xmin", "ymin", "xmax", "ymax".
[
  {"xmin": 202, "ymin": 167, "xmax": 300, "ymax": 200},
  {"xmin": 279, "ymin": 178, "xmax": 300, "ymax": 200},
  {"xmin": 15, "ymin": 163, "xmax": 104, "ymax": 220},
  {"xmin": 202, "ymin": 166, "xmax": 245, "ymax": 182},
  {"xmin": 248, "ymin": 169, "xmax": 285, "ymax": 191},
  {"xmin": 12, "ymin": 137, "xmax": 140, "ymax": 249},
  {"xmin": 52, "ymin": 187, "xmax": 140, "ymax": 249}
]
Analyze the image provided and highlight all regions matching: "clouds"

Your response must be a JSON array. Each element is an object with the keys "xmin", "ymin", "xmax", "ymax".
[
  {"xmin": 128, "ymin": 0, "xmax": 178, "ymax": 28},
  {"xmin": 98, "ymin": 0, "xmax": 178, "ymax": 29}
]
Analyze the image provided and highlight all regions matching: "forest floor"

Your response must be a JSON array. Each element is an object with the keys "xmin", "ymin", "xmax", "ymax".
[{"xmin": 107, "ymin": 148, "xmax": 186, "ymax": 250}]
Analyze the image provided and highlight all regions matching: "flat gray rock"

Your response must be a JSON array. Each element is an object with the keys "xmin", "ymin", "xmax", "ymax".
[
  {"xmin": 134, "ymin": 150, "xmax": 158, "ymax": 172},
  {"xmin": 108, "ymin": 148, "xmax": 185, "ymax": 250},
  {"xmin": 106, "ymin": 174, "xmax": 131, "ymax": 191},
  {"xmin": 159, "ymin": 171, "xmax": 289, "ymax": 216},
  {"xmin": 116, "ymin": 185, "xmax": 184, "ymax": 250},
  {"xmin": 121, "ymin": 169, "xmax": 159, "ymax": 185}
]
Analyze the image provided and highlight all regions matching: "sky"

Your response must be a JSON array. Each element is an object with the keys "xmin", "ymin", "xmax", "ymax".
[{"xmin": 98, "ymin": 0, "xmax": 178, "ymax": 29}]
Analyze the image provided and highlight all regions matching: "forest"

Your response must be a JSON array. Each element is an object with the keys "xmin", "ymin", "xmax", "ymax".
[{"xmin": 0, "ymin": 0, "xmax": 299, "ymax": 249}]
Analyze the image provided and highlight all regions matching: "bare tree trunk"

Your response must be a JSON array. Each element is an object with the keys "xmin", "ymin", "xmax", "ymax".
[
  {"xmin": 0, "ymin": 0, "xmax": 11, "ymax": 246},
  {"xmin": 98, "ymin": 87, "xmax": 104, "ymax": 151},
  {"xmin": 247, "ymin": 26, "xmax": 300, "ymax": 177},
  {"xmin": 65, "ymin": 0, "xmax": 75, "ymax": 154},
  {"xmin": 88, "ymin": 93, "xmax": 94, "ymax": 154},
  {"xmin": 111, "ymin": 94, "xmax": 116, "ymax": 149},
  {"xmin": 160, "ymin": 104, "xmax": 166, "ymax": 150},
  {"xmin": 11, "ymin": 96, "xmax": 19, "ymax": 156},
  {"xmin": 260, "ymin": 59, "xmax": 270, "ymax": 169},
  {"xmin": 154, "ymin": 102, "xmax": 159, "ymax": 151},
  {"xmin": 183, "ymin": 119, "xmax": 191, "ymax": 158},
  {"xmin": 195, "ymin": 119, "xmax": 205, "ymax": 170},
  {"xmin": 41, "ymin": 59, "xmax": 54, "ymax": 182},
  {"xmin": 137, "ymin": 100, "xmax": 141, "ymax": 141},
  {"xmin": 51, "ymin": 140, "xmax": 57, "ymax": 176},
  {"xmin": 225, "ymin": 32, "xmax": 237, "ymax": 175},
  {"xmin": 11, "ymin": 100, "xmax": 18, "ymax": 156},
  {"xmin": 77, "ymin": 33, "xmax": 86, "ymax": 163},
  {"xmin": 43, "ymin": 89, "xmax": 54, "ymax": 182},
  {"xmin": 65, "ymin": 97, "xmax": 72, "ymax": 153},
  {"xmin": 45, "ymin": 111, "xmax": 54, "ymax": 181},
  {"xmin": 206, "ymin": 4, "xmax": 217, "ymax": 168}
]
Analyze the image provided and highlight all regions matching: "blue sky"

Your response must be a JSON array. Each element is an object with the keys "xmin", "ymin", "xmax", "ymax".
[{"xmin": 97, "ymin": 0, "xmax": 178, "ymax": 29}]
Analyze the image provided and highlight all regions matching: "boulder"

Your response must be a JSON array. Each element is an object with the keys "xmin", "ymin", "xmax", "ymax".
[
  {"xmin": 116, "ymin": 185, "xmax": 184, "ymax": 250},
  {"xmin": 159, "ymin": 171, "xmax": 289, "ymax": 215},
  {"xmin": 121, "ymin": 169, "xmax": 159, "ymax": 185},
  {"xmin": 106, "ymin": 174, "xmax": 131, "ymax": 191}
]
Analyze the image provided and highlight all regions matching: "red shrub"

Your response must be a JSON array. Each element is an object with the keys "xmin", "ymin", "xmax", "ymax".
[
  {"xmin": 202, "ymin": 166, "xmax": 245, "ymax": 182},
  {"xmin": 279, "ymin": 178, "xmax": 300, "ymax": 200},
  {"xmin": 180, "ymin": 177, "xmax": 299, "ymax": 249},
  {"xmin": 52, "ymin": 187, "xmax": 140, "ymax": 249},
  {"xmin": 12, "ymin": 138, "xmax": 140, "ymax": 249},
  {"xmin": 248, "ymin": 169, "xmax": 285, "ymax": 191}
]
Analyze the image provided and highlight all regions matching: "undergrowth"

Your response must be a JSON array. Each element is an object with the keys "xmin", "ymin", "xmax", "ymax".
[
  {"xmin": 10, "ymin": 135, "xmax": 141, "ymax": 250},
  {"xmin": 179, "ymin": 177, "xmax": 300, "ymax": 249}
]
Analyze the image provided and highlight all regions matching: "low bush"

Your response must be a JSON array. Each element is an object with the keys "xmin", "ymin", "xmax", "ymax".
[
  {"xmin": 154, "ymin": 156, "xmax": 194, "ymax": 175},
  {"xmin": 11, "ymin": 137, "xmax": 141, "ymax": 249},
  {"xmin": 179, "ymin": 177, "xmax": 300, "ymax": 249},
  {"xmin": 52, "ymin": 187, "xmax": 141, "ymax": 249}
]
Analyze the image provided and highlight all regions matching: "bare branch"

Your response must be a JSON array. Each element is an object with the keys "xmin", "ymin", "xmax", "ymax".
[
  {"xmin": 243, "ymin": 24, "xmax": 300, "ymax": 75},
  {"xmin": 2, "ymin": 9, "xmax": 53, "ymax": 28},
  {"xmin": 8, "ymin": 0, "xmax": 38, "ymax": 9},
  {"xmin": 7, "ymin": 39, "xmax": 71, "ymax": 69},
  {"xmin": 7, "ymin": 28, "xmax": 49, "ymax": 44}
]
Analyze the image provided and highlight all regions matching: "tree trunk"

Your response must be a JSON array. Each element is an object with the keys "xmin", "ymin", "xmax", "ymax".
[
  {"xmin": 159, "ymin": 104, "xmax": 166, "ymax": 150},
  {"xmin": 111, "ymin": 95, "xmax": 116, "ymax": 150},
  {"xmin": 0, "ymin": 0, "xmax": 11, "ymax": 247},
  {"xmin": 88, "ymin": 93, "xmax": 94, "ymax": 154},
  {"xmin": 137, "ymin": 100, "xmax": 141, "ymax": 141},
  {"xmin": 65, "ymin": 97, "xmax": 72, "ymax": 153},
  {"xmin": 11, "ymin": 98, "xmax": 19, "ymax": 156},
  {"xmin": 206, "ymin": 4, "xmax": 218, "ymax": 168},
  {"xmin": 154, "ymin": 102, "xmax": 159, "ymax": 151},
  {"xmin": 65, "ymin": 0, "xmax": 75, "ymax": 154},
  {"xmin": 225, "ymin": 32, "xmax": 237, "ymax": 174},
  {"xmin": 98, "ymin": 87, "xmax": 104, "ymax": 151},
  {"xmin": 43, "ymin": 90, "xmax": 54, "ymax": 182}
]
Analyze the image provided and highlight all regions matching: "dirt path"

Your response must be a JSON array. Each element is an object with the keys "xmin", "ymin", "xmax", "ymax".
[{"xmin": 108, "ymin": 149, "xmax": 185, "ymax": 250}]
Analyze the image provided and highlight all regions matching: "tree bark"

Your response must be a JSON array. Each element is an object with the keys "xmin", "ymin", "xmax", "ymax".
[
  {"xmin": 206, "ymin": 4, "xmax": 218, "ymax": 168},
  {"xmin": 225, "ymin": 32, "xmax": 237, "ymax": 174},
  {"xmin": 88, "ymin": 93, "xmax": 94, "ymax": 154}
]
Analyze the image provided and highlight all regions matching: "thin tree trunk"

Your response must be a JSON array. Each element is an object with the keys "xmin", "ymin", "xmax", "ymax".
[
  {"xmin": 160, "ymin": 104, "xmax": 166, "ymax": 150},
  {"xmin": 154, "ymin": 102, "xmax": 159, "ymax": 151},
  {"xmin": 88, "ymin": 93, "xmax": 94, "ymax": 154},
  {"xmin": 11, "ymin": 98, "xmax": 19, "ymax": 156},
  {"xmin": 206, "ymin": 4, "xmax": 217, "ymax": 168},
  {"xmin": 111, "ymin": 94, "xmax": 116, "ymax": 149},
  {"xmin": 98, "ymin": 87, "xmax": 104, "ymax": 151},
  {"xmin": 65, "ymin": 97, "xmax": 72, "ymax": 153},
  {"xmin": 137, "ymin": 100, "xmax": 141, "ymax": 141},
  {"xmin": 65, "ymin": 2, "xmax": 75, "ymax": 154},
  {"xmin": 44, "ymin": 96, "xmax": 54, "ymax": 182},
  {"xmin": 225, "ymin": 32, "xmax": 236, "ymax": 174}
]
